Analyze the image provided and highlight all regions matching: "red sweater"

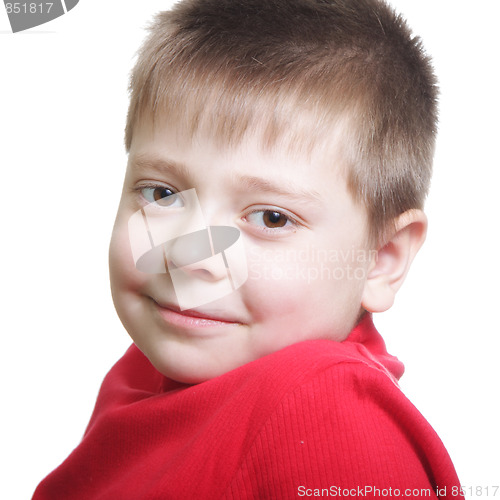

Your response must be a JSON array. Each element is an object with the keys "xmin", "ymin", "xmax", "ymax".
[{"xmin": 33, "ymin": 315, "xmax": 461, "ymax": 499}]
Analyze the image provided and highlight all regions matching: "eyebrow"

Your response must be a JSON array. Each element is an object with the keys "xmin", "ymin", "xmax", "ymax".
[
  {"xmin": 130, "ymin": 154, "xmax": 191, "ymax": 177},
  {"xmin": 130, "ymin": 154, "xmax": 323, "ymax": 206},
  {"xmin": 235, "ymin": 175, "xmax": 323, "ymax": 206}
]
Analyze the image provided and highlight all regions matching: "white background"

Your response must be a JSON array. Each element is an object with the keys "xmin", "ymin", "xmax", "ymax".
[{"xmin": 1, "ymin": 1, "xmax": 499, "ymax": 498}]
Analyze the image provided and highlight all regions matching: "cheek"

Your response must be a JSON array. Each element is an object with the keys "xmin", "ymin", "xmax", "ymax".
[
  {"xmin": 244, "ymin": 252, "xmax": 324, "ymax": 320},
  {"xmin": 244, "ymin": 247, "xmax": 367, "ymax": 332},
  {"xmin": 109, "ymin": 219, "xmax": 149, "ymax": 295}
]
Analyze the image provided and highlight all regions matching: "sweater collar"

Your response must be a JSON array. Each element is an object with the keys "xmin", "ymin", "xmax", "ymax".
[{"xmin": 343, "ymin": 312, "xmax": 405, "ymax": 381}]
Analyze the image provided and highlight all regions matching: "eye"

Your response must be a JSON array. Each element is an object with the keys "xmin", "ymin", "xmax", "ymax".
[
  {"xmin": 140, "ymin": 185, "xmax": 183, "ymax": 208},
  {"xmin": 245, "ymin": 209, "xmax": 297, "ymax": 230}
]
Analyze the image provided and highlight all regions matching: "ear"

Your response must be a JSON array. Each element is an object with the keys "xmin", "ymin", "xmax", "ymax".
[{"xmin": 362, "ymin": 209, "xmax": 427, "ymax": 313}]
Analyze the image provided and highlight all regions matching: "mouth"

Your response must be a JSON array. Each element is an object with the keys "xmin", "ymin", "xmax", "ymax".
[{"xmin": 152, "ymin": 300, "xmax": 242, "ymax": 329}]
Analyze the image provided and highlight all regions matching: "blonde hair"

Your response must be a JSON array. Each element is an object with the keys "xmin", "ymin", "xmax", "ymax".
[{"xmin": 125, "ymin": 0, "xmax": 438, "ymax": 244}]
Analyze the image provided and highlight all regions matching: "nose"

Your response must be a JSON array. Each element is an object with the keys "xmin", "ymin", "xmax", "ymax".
[{"xmin": 165, "ymin": 226, "xmax": 239, "ymax": 282}]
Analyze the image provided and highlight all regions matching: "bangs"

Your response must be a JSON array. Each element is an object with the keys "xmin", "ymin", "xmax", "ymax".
[{"xmin": 126, "ymin": 40, "xmax": 355, "ymax": 157}]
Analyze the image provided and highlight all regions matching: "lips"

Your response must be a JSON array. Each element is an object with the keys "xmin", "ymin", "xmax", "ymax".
[{"xmin": 153, "ymin": 300, "xmax": 242, "ymax": 328}]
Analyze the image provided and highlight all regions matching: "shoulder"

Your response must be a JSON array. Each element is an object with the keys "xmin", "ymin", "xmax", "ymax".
[
  {"xmin": 245, "ymin": 338, "xmax": 409, "ymax": 432},
  {"xmin": 221, "ymin": 341, "xmax": 458, "ymax": 498}
]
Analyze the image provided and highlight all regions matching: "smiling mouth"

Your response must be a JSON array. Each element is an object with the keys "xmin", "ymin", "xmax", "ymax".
[{"xmin": 152, "ymin": 300, "xmax": 242, "ymax": 328}]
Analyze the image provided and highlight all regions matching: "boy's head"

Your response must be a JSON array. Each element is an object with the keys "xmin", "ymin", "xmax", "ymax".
[{"xmin": 109, "ymin": 0, "xmax": 437, "ymax": 383}]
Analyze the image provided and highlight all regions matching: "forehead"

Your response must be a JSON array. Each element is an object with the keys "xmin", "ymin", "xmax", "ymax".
[
  {"xmin": 129, "ymin": 113, "xmax": 349, "ymax": 175},
  {"xmin": 129, "ymin": 117, "xmax": 350, "ymax": 193}
]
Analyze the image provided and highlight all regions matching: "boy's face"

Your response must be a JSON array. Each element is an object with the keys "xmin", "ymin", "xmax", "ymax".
[{"xmin": 109, "ymin": 120, "xmax": 373, "ymax": 383}]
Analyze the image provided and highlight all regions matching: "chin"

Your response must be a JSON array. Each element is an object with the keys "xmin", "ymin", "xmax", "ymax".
[
  {"xmin": 147, "ymin": 352, "xmax": 228, "ymax": 385},
  {"xmin": 159, "ymin": 367, "xmax": 222, "ymax": 385}
]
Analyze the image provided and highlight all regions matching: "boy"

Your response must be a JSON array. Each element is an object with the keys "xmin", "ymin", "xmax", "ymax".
[{"xmin": 33, "ymin": 0, "xmax": 461, "ymax": 498}]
